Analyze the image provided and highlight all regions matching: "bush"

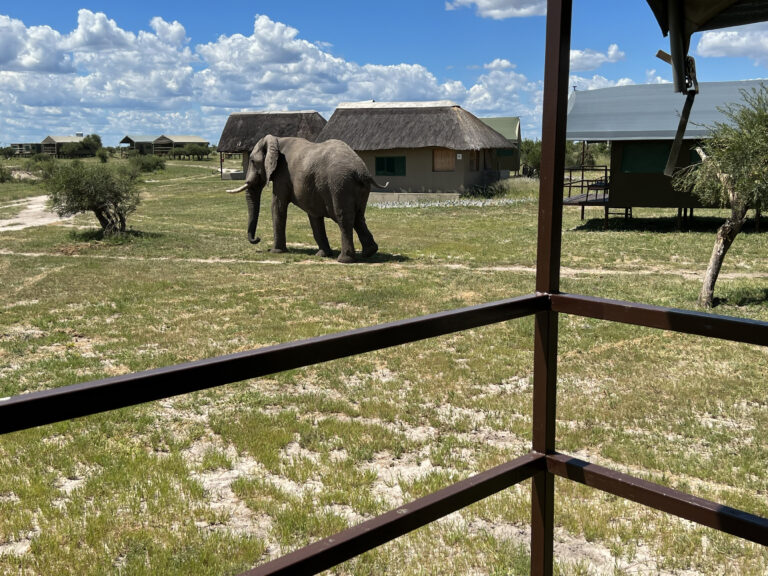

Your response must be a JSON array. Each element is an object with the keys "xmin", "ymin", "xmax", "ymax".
[
  {"xmin": 128, "ymin": 154, "xmax": 165, "ymax": 173},
  {"xmin": 0, "ymin": 166, "xmax": 12, "ymax": 183},
  {"xmin": 24, "ymin": 154, "xmax": 56, "ymax": 178},
  {"xmin": 0, "ymin": 146, "xmax": 15, "ymax": 159},
  {"xmin": 97, "ymin": 149, "xmax": 109, "ymax": 163},
  {"xmin": 46, "ymin": 161, "xmax": 140, "ymax": 235}
]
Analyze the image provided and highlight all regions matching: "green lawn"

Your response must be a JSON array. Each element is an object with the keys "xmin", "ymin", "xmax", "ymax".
[{"xmin": 1, "ymin": 161, "xmax": 767, "ymax": 575}]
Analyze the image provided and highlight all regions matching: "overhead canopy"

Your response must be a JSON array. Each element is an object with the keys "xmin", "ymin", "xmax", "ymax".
[
  {"xmin": 646, "ymin": 0, "xmax": 768, "ymax": 91},
  {"xmin": 566, "ymin": 80, "xmax": 764, "ymax": 142}
]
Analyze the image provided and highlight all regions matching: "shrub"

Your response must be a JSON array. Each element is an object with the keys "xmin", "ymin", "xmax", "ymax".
[
  {"xmin": 23, "ymin": 154, "xmax": 56, "ymax": 178},
  {"xmin": 0, "ymin": 146, "xmax": 15, "ymax": 159},
  {"xmin": 46, "ymin": 161, "xmax": 140, "ymax": 235},
  {"xmin": 0, "ymin": 166, "xmax": 12, "ymax": 183},
  {"xmin": 97, "ymin": 149, "xmax": 109, "ymax": 163},
  {"xmin": 128, "ymin": 154, "xmax": 165, "ymax": 173}
]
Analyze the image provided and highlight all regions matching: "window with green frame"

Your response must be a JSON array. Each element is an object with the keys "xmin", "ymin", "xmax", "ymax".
[{"xmin": 375, "ymin": 156, "xmax": 406, "ymax": 176}]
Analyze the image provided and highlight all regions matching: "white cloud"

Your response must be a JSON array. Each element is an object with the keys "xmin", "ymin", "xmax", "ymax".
[
  {"xmin": 0, "ymin": 15, "xmax": 72, "ymax": 72},
  {"xmin": 570, "ymin": 44, "xmax": 624, "ymax": 72},
  {"xmin": 0, "ymin": 10, "xmax": 551, "ymax": 144},
  {"xmin": 696, "ymin": 22, "xmax": 768, "ymax": 66},
  {"xmin": 445, "ymin": 0, "xmax": 546, "ymax": 19},
  {"xmin": 569, "ymin": 74, "xmax": 634, "ymax": 91}
]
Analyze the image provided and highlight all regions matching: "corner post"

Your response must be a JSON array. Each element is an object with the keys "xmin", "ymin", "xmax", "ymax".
[{"xmin": 531, "ymin": 1, "xmax": 571, "ymax": 575}]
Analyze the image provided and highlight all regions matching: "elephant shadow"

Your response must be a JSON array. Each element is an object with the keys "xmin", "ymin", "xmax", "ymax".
[{"xmin": 280, "ymin": 245, "xmax": 408, "ymax": 263}]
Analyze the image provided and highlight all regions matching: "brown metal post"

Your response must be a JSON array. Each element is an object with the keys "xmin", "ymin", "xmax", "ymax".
[{"xmin": 531, "ymin": 1, "xmax": 571, "ymax": 575}]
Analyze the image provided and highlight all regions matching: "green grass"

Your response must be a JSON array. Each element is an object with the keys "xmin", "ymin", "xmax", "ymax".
[{"xmin": 1, "ymin": 162, "xmax": 768, "ymax": 574}]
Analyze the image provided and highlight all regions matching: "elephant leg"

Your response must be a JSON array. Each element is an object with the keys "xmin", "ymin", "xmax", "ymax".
[
  {"xmin": 270, "ymin": 197, "xmax": 288, "ymax": 253},
  {"xmin": 308, "ymin": 215, "xmax": 332, "ymax": 257},
  {"xmin": 337, "ymin": 214, "xmax": 356, "ymax": 263},
  {"xmin": 354, "ymin": 210, "xmax": 378, "ymax": 258}
]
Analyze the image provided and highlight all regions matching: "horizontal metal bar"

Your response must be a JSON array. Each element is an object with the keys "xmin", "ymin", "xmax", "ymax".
[
  {"xmin": 240, "ymin": 452, "xmax": 546, "ymax": 576},
  {"xmin": 0, "ymin": 293, "xmax": 548, "ymax": 435},
  {"xmin": 546, "ymin": 453, "xmax": 768, "ymax": 546},
  {"xmin": 551, "ymin": 293, "xmax": 768, "ymax": 347}
]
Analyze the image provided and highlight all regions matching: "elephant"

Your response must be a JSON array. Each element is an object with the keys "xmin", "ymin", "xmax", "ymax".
[{"xmin": 226, "ymin": 135, "xmax": 385, "ymax": 263}]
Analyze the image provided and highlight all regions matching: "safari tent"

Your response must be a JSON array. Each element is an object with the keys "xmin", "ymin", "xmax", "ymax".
[
  {"xmin": 217, "ymin": 111, "xmax": 327, "ymax": 179},
  {"xmin": 118, "ymin": 135, "xmax": 160, "ymax": 156},
  {"xmin": 481, "ymin": 116, "xmax": 522, "ymax": 174},
  {"xmin": 565, "ymin": 80, "xmax": 764, "ymax": 212},
  {"xmin": 315, "ymin": 101, "xmax": 515, "ymax": 193},
  {"xmin": 41, "ymin": 135, "xmax": 84, "ymax": 157},
  {"xmin": 152, "ymin": 135, "xmax": 210, "ymax": 156}
]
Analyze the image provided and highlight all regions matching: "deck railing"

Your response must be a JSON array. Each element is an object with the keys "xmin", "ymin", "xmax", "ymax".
[{"xmin": 5, "ymin": 1, "xmax": 767, "ymax": 575}]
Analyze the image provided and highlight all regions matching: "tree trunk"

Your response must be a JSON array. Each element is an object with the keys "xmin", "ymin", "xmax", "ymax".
[{"xmin": 699, "ymin": 204, "xmax": 748, "ymax": 307}]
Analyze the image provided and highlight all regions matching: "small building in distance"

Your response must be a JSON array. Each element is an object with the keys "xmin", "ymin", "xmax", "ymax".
[
  {"xmin": 316, "ymin": 101, "xmax": 514, "ymax": 193},
  {"xmin": 41, "ymin": 135, "xmax": 84, "ymax": 157},
  {"xmin": 217, "ymin": 111, "xmax": 328, "ymax": 179},
  {"xmin": 119, "ymin": 135, "xmax": 160, "ymax": 156},
  {"xmin": 565, "ymin": 80, "xmax": 764, "ymax": 217},
  {"xmin": 10, "ymin": 143, "xmax": 42, "ymax": 157},
  {"xmin": 153, "ymin": 135, "xmax": 210, "ymax": 156},
  {"xmin": 481, "ymin": 117, "xmax": 522, "ymax": 174}
]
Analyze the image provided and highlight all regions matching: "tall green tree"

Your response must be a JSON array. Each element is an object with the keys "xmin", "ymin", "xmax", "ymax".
[{"xmin": 673, "ymin": 84, "xmax": 768, "ymax": 307}]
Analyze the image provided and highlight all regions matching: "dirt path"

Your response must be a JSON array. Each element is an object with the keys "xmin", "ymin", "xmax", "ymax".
[{"xmin": 0, "ymin": 196, "xmax": 72, "ymax": 232}]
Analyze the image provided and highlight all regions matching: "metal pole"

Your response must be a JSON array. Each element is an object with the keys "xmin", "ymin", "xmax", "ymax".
[{"xmin": 531, "ymin": 1, "xmax": 571, "ymax": 574}]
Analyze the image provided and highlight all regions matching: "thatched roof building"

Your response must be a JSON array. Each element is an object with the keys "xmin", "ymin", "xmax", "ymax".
[
  {"xmin": 316, "ymin": 101, "xmax": 511, "ymax": 151},
  {"xmin": 316, "ymin": 101, "xmax": 515, "ymax": 193},
  {"xmin": 217, "ymin": 111, "xmax": 327, "ymax": 154}
]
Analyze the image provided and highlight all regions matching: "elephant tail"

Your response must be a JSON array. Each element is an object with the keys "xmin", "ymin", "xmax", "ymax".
[{"xmin": 367, "ymin": 177, "xmax": 389, "ymax": 190}]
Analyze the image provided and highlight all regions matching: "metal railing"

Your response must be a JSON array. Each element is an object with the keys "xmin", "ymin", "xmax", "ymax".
[{"xmin": 4, "ymin": 2, "xmax": 767, "ymax": 575}]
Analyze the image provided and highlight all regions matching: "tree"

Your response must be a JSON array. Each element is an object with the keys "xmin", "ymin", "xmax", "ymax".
[
  {"xmin": 46, "ymin": 161, "xmax": 140, "ymax": 235},
  {"xmin": 673, "ymin": 84, "xmax": 768, "ymax": 307}
]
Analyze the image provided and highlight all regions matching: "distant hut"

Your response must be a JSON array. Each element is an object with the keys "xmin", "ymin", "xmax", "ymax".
[
  {"xmin": 10, "ymin": 143, "xmax": 42, "ymax": 157},
  {"xmin": 153, "ymin": 135, "xmax": 210, "ymax": 156},
  {"xmin": 315, "ymin": 101, "xmax": 514, "ymax": 193},
  {"xmin": 119, "ymin": 135, "xmax": 160, "ymax": 156},
  {"xmin": 41, "ymin": 135, "xmax": 84, "ymax": 157},
  {"xmin": 481, "ymin": 117, "xmax": 522, "ymax": 174},
  {"xmin": 217, "ymin": 111, "xmax": 328, "ymax": 179}
]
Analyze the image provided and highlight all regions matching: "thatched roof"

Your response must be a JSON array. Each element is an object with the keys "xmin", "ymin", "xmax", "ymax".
[
  {"xmin": 315, "ymin": 101, "xmax": 512, "ymax": 151},
  {"xmin": 217, "ymin": 111, "xmax": 327, "ymax": 153}
]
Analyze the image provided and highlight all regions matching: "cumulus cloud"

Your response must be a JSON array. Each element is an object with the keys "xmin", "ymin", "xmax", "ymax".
[
  {"xmin": 696, "ymin": 22, "xmax": 768, "ymax": 65},
  {"xmin": 570, "ymin": 44, "xmax": 625, "ymax": 72},
  {"xmin": 445, "ymin": 0, "xmax": 546, "ymax": 19},
  {"xmin": 0, "ymin": 15, "xmax": 72, "ymax": 72},
  {"xmin": 570, "ymin": 74, "xmax": 634, "ymax": 91},
  {"xmin": 0, "ymin": 9, "xmax": 611, "ymax": 145}
]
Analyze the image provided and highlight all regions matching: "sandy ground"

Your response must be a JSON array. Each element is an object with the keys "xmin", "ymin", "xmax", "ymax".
[{"xmin": 0, "ymin": 195, "xmax": 72, "ymax": 231}]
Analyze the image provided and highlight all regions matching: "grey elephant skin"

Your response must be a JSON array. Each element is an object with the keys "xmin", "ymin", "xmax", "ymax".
[{"xmin": 227, "ymin": 135, "xmax": 384, "ymax": 263}]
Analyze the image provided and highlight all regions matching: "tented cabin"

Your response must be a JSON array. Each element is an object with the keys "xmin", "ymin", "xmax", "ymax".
[
  {"xmin": 217, "ymin": 111, "xmax": 327, "ymax": 179},
  {"xmin": 316, "ymin": 101, "xmax": 515, "ymax": 193},
  {"xmin": 481, "ymin": 117, "xmax": 522, "ymax": 174},
  {"xmin": 10, "ymin": 143, "xmax": 42, "ymax": 157},
  {"xmin": 152, "ymin": 135, "xmax": 210, "ymax": 156},
  {"xmin": 41, "ymin": 135, "xmax": 83, "ymax": 157},
  {"xmin": 119, "ymin": 135, "xmax": 160, "ymax": 156},
  {"xmin": 565, "ymin": 80, "xmax": 764, "ymax": 214}
]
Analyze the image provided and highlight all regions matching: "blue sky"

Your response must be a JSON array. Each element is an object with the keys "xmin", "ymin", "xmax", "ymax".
[{"xmin": 1, "ymin": 1, "xmax": 767, "ymax": 147}]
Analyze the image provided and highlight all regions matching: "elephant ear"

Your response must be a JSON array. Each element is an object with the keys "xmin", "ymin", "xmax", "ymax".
[{"xmin": 264, "ymin": 135, "xmax": 279, "ymax": 182}]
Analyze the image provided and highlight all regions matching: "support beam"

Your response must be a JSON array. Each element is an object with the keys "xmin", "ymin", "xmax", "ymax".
[{"xmin": 531, "ymin": 1, "xmax": 572, "ymax": 575}]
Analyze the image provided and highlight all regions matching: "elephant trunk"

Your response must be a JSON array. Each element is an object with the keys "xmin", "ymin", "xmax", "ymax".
[{"xmin": 245, "ymin": 188, "xmax": 262, "ymax": 245}]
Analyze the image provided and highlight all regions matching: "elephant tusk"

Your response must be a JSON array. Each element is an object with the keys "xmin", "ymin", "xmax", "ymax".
[{"xmin": 226, "ymin": 184, "xmax": 249, "ymax": 194}]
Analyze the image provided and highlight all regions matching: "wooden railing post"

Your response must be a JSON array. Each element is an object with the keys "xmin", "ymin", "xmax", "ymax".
[{"xmin": 532, "ymin": 0, "xmax": 572, "ymax": 574}]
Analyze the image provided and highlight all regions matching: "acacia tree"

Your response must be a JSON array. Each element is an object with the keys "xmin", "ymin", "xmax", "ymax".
[
  {"xmin": 673, "ymin": 84, "xmax": 768, "ymax": 307},
  {"xmin": 46, "ymin": 161, "xmax": 140, "ymax": 235}
]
